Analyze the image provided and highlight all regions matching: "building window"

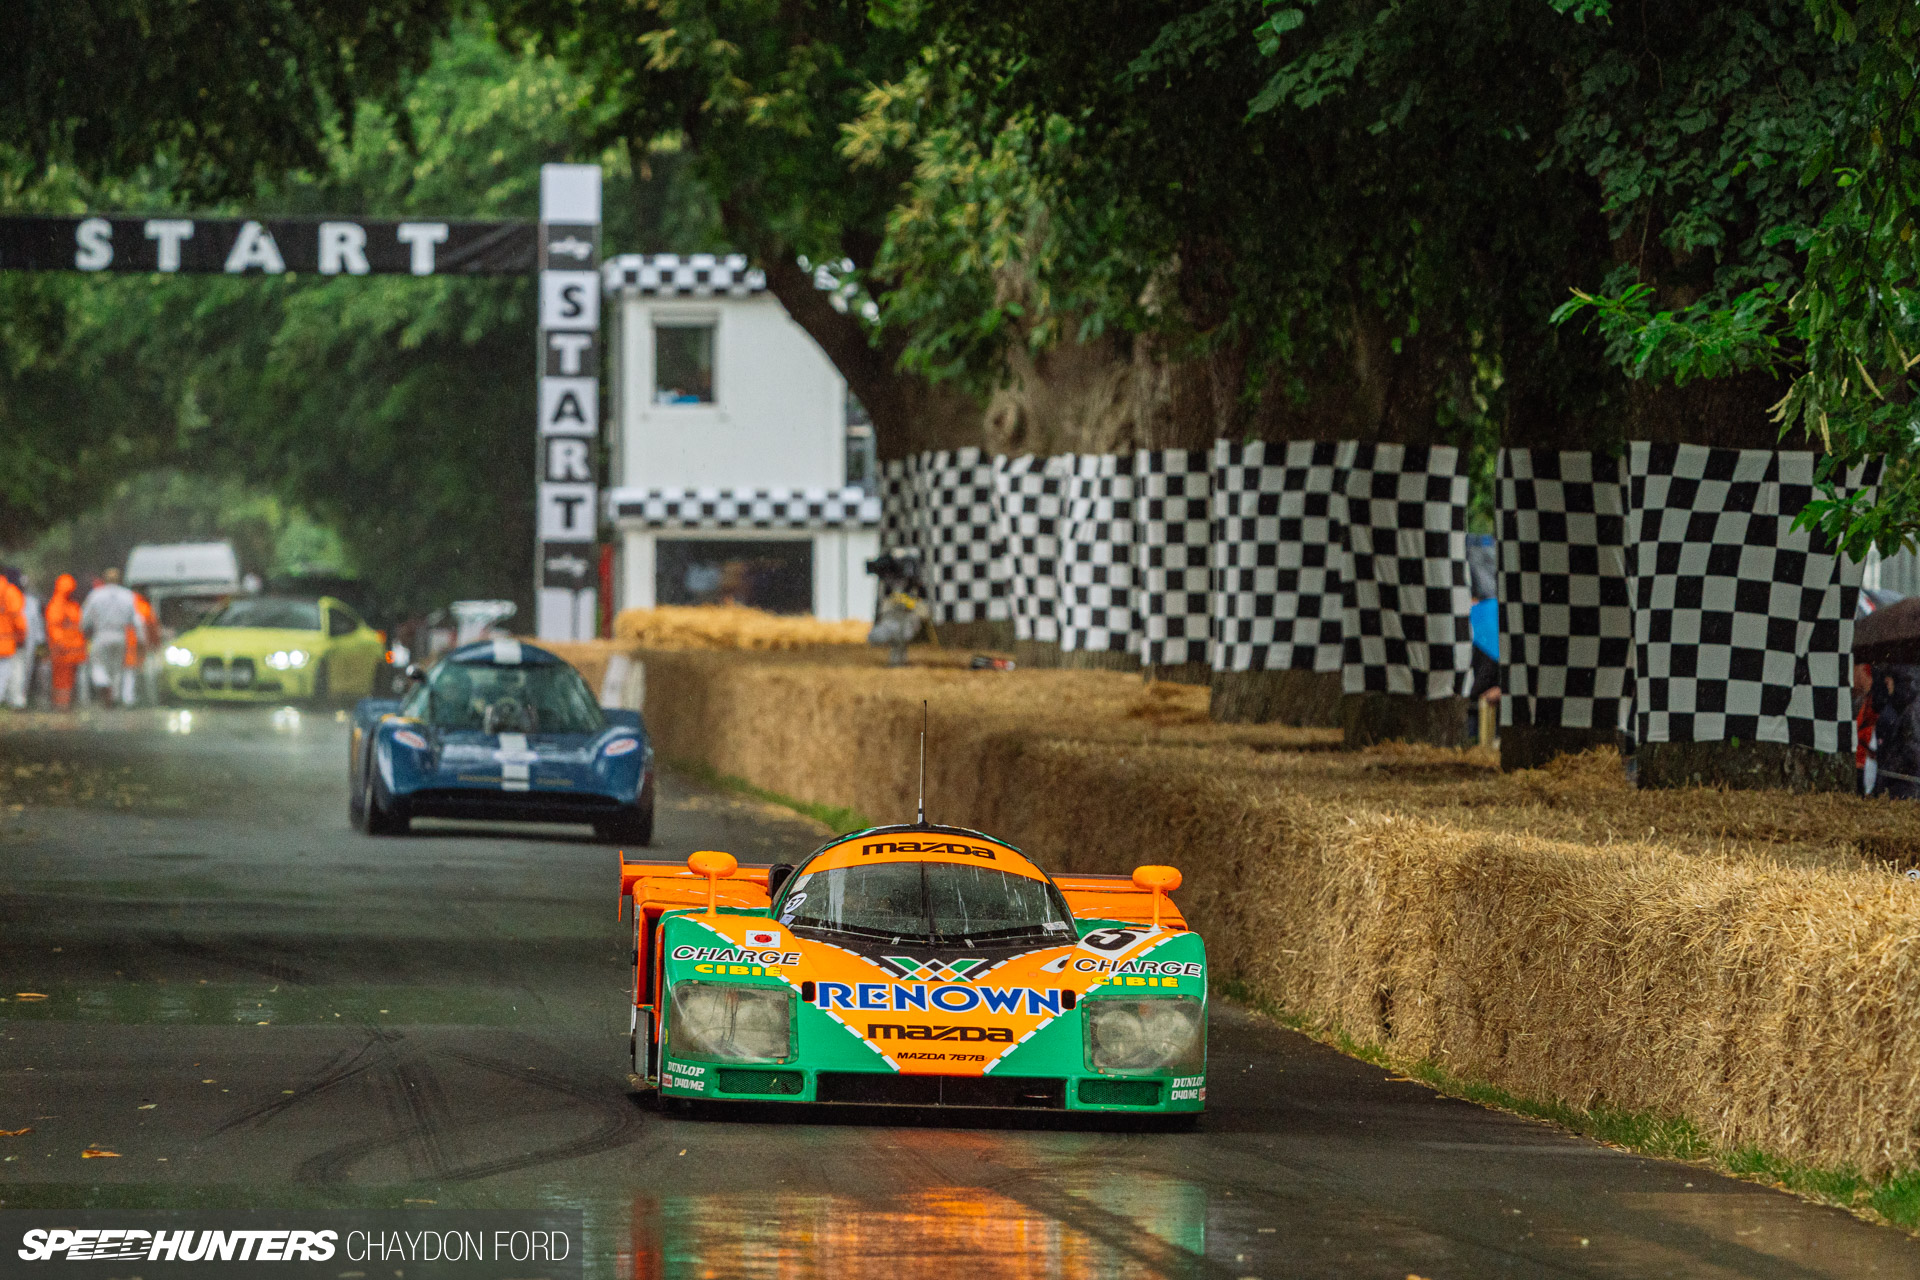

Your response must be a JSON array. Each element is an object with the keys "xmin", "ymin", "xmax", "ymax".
[
  {"xmin": 845, "ymin": 394, "xmax": 877, "ymax": 493},
  {"xmin": 657, "ymin": 539, "xmax": 813, "ymax": 614},
  {"xmin": 654, "ymin": 323, "xmax": 715, "ymax": 404}
]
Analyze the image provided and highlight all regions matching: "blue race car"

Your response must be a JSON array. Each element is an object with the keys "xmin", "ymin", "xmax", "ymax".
[{"xmin": 348, "ymin": 638, "xmax": 655, "ymax": 844}]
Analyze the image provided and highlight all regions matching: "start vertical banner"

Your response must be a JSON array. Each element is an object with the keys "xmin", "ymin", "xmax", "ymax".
[{"xmin": 536, "ymin": 165, "xmax": 602, "ymax": 641}]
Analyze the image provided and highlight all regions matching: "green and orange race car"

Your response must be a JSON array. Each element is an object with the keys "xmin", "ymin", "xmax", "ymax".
[{"xmin": 618, "ymin": 825, "xmax": 1205, "ymax": 1118}]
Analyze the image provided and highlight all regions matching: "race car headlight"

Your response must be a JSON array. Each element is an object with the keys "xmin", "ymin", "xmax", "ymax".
[
  {"xmin": 669, "ymin": 981, "xmax": 794, "ymax": 1064},
  {"xmin": 164, "ymin": 646, "xmax": 195, "ymax": 667},
  {"xmin": 1085, "ymin": 997, "xmax": 1204, "ymax": 1075},
  {"xmin": 602, "ymin": 736, "xmax": 641, "ymax": 757},
  {"xmin": 264, "ymin": 649, "xmax": 310, "ymax": 671},
  {"xmin": 392, "ymin": 729, "xmax": 430, "ymax": 751}
]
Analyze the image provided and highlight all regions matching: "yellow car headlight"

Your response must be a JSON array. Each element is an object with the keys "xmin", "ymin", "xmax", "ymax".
[
  {"xmin": 164, "ymin": 646, "xmax": 195, "ymax": 668},
  {"xmin": 264, "ymin": 650, "xmax": 311, "ymax": 671}
]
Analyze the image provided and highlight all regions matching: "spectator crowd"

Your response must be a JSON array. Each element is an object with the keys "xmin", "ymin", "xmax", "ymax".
[{"xmin": 0, "ymin": 567, "xmax": 157, "ymax": 710}]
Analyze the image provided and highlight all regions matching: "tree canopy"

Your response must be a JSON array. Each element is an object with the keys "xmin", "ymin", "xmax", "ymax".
[
  {"xmin": 1, "ymin": 23, "xmax": 718, "ymax": 615},
  {"xmin": 4, "ymin": 0, "xmax": 1918, "ymax": 608}
]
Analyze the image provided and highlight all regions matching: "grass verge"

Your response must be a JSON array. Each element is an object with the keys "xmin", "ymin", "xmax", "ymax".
[
  {"xmin": 1215, "ymin": 978, "xmax": 1920, "ymax": 1232},
  {"xmin": 668, "ymin": 757, "xmax": 875, "ymax": 836}
]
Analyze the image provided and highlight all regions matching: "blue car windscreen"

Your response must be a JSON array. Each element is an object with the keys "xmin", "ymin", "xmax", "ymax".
[{"xmin": 403, "ymin": 664, "xmax": 605, "ymax": 735}]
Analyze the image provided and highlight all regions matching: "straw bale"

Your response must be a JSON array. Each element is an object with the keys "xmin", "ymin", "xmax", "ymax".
[
  {"xmin": 531, "ymin": 639, "xmax": 631, "ymax": 694},
  {"xmin": 612, "ymin": 606, "xmax": 867, "ymax": 651},
  {"xmin": 639, "ymin": 646, "xmax": 1920, "ymax": 1176}
]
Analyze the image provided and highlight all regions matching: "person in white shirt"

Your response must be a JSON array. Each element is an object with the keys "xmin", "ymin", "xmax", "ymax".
[
  {"xmin": 80, "ymin": 568, "xmax": 139, "ymax": 707},
  {"xmin": 11, "ymin": 575, "xmax": 40, "ymax": 709}
]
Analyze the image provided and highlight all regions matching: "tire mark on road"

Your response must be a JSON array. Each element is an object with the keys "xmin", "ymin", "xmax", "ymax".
[
  {"xmin": 157, "ymin": 932, "xmax": 314, "ymax": 985},
  {"xmin": 426, "ymin": 1046, "xmax": 643, "ymax": 1183},
  {"xmin": 294, "ymin": 1038, "xmax": 641, "ymax": 1187},
  {"xmin": 209, "ymin": 1039, "xmax": 383, "ymax": 1135},
  {"xmin": 293, "ymin": 1026, "xmax": 461, "ymax": 1186}
]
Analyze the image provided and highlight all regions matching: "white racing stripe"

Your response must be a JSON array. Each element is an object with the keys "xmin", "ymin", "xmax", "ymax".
[
  {"xmin": 492, "ymin": 637, "xmax": 524, "ymax": 665},
  {"xmin": 497, "ymin": 731, "xmax": 531, "ymax": 791}
]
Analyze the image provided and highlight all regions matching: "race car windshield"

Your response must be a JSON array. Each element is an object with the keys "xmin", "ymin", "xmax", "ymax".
[
  {"xmin": 406, "ymin": 662, "xmax": 605, "ymax": 735},
  {"xmin": 778, "ymin": 861, "xmax": 1073, "ymax": 946},
  {"xmin": 202, "ymin": 598, "xmax": 322, "ymax": 630}
]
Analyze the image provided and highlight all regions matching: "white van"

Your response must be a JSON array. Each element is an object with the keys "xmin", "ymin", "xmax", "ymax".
[{"xmin": 126, "ymin": 542, "xmax": 243, "ymax": 637}]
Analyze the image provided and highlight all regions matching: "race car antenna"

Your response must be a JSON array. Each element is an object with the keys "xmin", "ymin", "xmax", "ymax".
[{"xmin": 916, "ymin": 700, "xmax": 928, "ymax": 825}]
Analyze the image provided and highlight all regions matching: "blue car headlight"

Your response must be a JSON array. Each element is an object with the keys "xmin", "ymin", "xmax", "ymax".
[
  {"xmin": 392, "ymin": 729, "xmax": 430, "ymax": 751},
  {"xmin": 602, "ymin": 736, "xmax": 642, "ymax": 758}
]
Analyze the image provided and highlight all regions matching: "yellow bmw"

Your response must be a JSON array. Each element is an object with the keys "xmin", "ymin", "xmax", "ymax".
[{"xmin": 161, "ymin": 595, "xmax": 386, "ymax": 704}]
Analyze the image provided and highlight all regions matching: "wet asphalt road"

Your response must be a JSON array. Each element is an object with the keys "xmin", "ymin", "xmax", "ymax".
[{"xmin": 2, "ymin": 706, "xmax": 1918, "ymax": 1278}]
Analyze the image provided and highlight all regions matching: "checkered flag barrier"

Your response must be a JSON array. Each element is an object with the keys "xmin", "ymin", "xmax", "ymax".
[
  {"xmin": 879, "ymin": 461, "xmax": 916, "ymax": 554},
  {"xmin": 608, "ymin": 486, "xmax": 881, "ymax": 529},
  {"xmin": 602, "ymin": 253, "xmax": 766, "ymax": 296},
  {"xmin": 1057, "ymin": 454, "xmax": 1138, "ymax": 654},
  {"xmin": 991, "ymin": 454, "xmax": 1070, "ymax": 644},
  {"xmin": 1340, "ymin": 444, "xmax": 1473, "ymax": 699},
  {"xmin": 878, "ymin": 450, "xmax": 1008, "ymax": 624},
  {"xmin": 1132, "ymin": 449, "xmax": 1213, "ymax": 666},
  {"xmin": 1496, "ymin": 450, "xmax": 1632, "ymax": 731},
  {"xmin": 1208, "ymin": 440, "xmax": 1348, "ymax": 674},
  {"xmin": 1627, "ymin": 444, "xmax": 1876, "ymax": 754}
]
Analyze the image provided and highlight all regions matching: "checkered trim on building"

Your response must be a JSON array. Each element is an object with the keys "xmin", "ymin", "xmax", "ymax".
[
  {"xmin": 1340, "ymin": 444, "xmax": 1473, "ymax": 699},
  {"xmin": 878, "ymin": 450, "xmax": 1008, "ymax": 624},
  {"xmin": 1496, "ymin": 450, "xmax": 1632, "ymax": 732},
  {"xmin": 991, "ymin": 454, "xmax": 1070, "ymax": 644},
  {"xmin": 1627, "ymin": 443, "xmax": 1873, "ymax": 754},
  {"xmin": 1209, "ymin": 440, "xmax": 1348, "ymax": 674},
  {"xmin": 608, "ymin": 486, "xmax": 880, "ymax": 529},
  {"xmin": 1057, "ymin": 455, "xmax": 1137, "ymax": 654},
  {"xmin": 1132, "ymin": 449, "xmax": 1213, "ymax": 666},
  {"xmin": 602, "ymin": 253, "xmax": 767, "ymax": 296}
]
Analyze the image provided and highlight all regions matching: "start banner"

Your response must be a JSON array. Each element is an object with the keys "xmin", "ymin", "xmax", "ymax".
[{"xmin": 0, "ymin": 216, "xmax": 536, "ymax": 276}]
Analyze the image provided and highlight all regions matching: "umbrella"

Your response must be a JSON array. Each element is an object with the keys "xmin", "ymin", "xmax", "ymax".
[
  {"xmin": 1853, "ymin": 594, "xmax": 1920, "ymax": 665},
  {"xmin": 1470, "ymin": 597, "xmax": 1500, "ymax": 661}
]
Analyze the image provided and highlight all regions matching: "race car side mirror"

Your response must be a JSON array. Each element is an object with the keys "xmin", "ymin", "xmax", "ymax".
[
  {"xmin": 689, "ymin": 849, "xmax": 738, "ymax": 916},
  {"xmin": 1132, "ymin": 865, "xmax": 1182, "ymax": 929},
  {"xmin": 405, "ymin": 664, "xmax": 427, "ymax": 683},
  {"xmin": 766, "ymin": 862, "xmax": 796, "ymax": 899}
]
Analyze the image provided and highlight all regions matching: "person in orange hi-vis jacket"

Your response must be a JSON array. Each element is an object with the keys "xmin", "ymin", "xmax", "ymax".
[
  {"xmin": 123, "ymin": 590, "xmax": 157, "ymax": 706},
  {"xmin": 0, "ymin": 573, "xmax": 25, "ymax": 710},
  {"xmin": 45, "ymin": 575, "xmax": 87, "ymax": 710}
]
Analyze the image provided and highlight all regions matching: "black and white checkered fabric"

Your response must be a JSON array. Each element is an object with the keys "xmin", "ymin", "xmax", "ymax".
[
  {"xmin": 602, "ymin": 253, "xmax": 767, "ymax": 297},
  {"xmin": 878, "ymin": 450, "xmax": 1007, "ymax": 624},
  {"xmin": 991, "ymin": 454, "xmax": 1069, "ymax": 644},
  {"xmin": 1208, "ymin": 441, "xmax": 1348, "ymax": 674},
  {"xmin": 1497, "ymin": 450, "xmax": 1632, "ymax": 732},
  {"xmin": 1132, "ymin": 449, "xmax": 1212, "ymax": 666},
  {"xmin": 1627, "ymin": 444, "xmax": 1872, "ymax": 754},
  {"xmin": 608, "ymin": 486, "xmax": 879, "ymax": 528},
  {"xmin": 1057, "ymin": 455, "xmax": 1137, "ymax": 654},
  {"xmin": 1339, "ymin": 444, "xmax": 1473, "ymax": 698}
]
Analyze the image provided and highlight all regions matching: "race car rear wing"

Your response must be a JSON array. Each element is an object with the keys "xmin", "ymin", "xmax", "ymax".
[
  {"xmin": 619, "ymin": 854, "xmax": 770, "ymax": 921},
  {"xmin": 618, "ymin": 856, "xmax": 1188, "ymax": 930},
  {"xmin": 1054, "ymin": 873, "xmax": 1189, "ymax": 931}
]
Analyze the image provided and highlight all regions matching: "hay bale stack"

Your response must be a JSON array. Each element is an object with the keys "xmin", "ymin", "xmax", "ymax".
[
  {"xmin": 639, "ymin": 646, "xmax": 1920, "ymax": 1176},
  {"xmin": 613, "ymin": 606, "xmax": 867, "ymax": 651}
]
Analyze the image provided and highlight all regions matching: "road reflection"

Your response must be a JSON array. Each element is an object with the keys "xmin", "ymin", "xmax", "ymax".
[{"xmin": 624, "ymin": 1172, "xmax": 1207, "ymax": 1280}]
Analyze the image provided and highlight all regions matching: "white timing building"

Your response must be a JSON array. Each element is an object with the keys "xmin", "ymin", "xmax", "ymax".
[{"xmin": 601, "ymin": 253, "xmax": 880, "ymax": 621}]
